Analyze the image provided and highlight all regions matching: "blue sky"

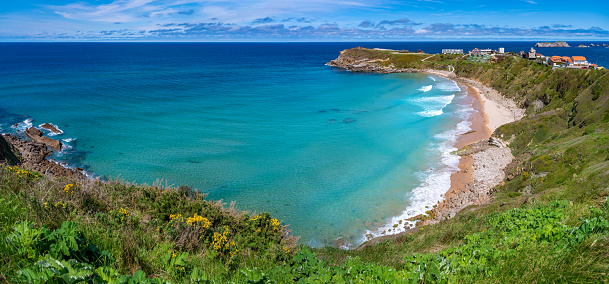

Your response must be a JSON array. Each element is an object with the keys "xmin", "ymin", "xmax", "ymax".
[{"xmin": 1, "ymin": 0, "xmax": 608, "ymax": 41}]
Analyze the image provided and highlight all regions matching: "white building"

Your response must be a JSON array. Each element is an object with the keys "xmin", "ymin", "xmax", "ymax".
[
  {"xmin": 572, "ymin": 56, "xmax": 589, "ymax": 66},
  {"xmin": 498, "ymin": 47, "xmax": 505, "ymax": 54},
  {"xmin": 442, "ymin": 49, "xmax": 463, "ymax": 54},
  {"xmin": 480, "ymin": 49, "xmax": 493, "ymax": 55}
]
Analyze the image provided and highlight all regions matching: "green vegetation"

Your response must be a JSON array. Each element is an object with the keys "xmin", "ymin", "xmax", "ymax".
[
  {"xmin": 0, "ymin": 165, "xmax": 297, "ymax": 283},
  {"xmin": 2, "ymin": 49, "xmax": 609, "ymax": 283}
]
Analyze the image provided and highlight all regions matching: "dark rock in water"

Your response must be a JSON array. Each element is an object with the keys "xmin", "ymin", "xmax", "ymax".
[
  {"xmin": 189, "ymin": 160, "xmax": 202, "ymax": 164},
  {"xmin": 343, "ymin": 118, "xmax": 356, "ymax": 124},
  {"xmin": 318, "ymin": 109, "xmax": 327, "ymax": 113},
  {"xmin": 25, "ymin": 127, "xmax": 62, "ymax": 151},
  {"xmin": 40, "ymin": 123, "xmax": 63, "ymax": 134},
  {"xmin": 0, "ymin": 135, "xmax": 20, "ymax": 165},
  {"xmin": 328, "ymin": 119, "xmax": 338, "ymax": 123}
]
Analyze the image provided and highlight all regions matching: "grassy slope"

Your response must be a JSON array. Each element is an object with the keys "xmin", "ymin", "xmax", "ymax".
[{"xmin": 1, "ymin": 49, "xmax": 609, "ymax": 283}]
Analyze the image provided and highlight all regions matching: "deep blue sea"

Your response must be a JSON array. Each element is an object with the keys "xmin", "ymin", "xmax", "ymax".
[{"xmin": 1, "ymin": 42, "xmax": 607, "ymax": 247}]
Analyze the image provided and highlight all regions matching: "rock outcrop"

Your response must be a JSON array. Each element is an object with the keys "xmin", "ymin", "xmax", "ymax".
[
  {"xmin": 25, "ymin": 127, "xmax": 62, "ymax": 151},
  {"xmin": 2, "ymin": 134, "xmax": 86, "ymax": 179},
  {"xmin": 535, "ymin": 41, "xmax": 570, "ymax": 48},
  {"xmin": 39, "ymin": 123, "xmax": 63, "ymax": 135},
  {"xmin": 327, "ymin": 48, "xmax": 420, "ymax": 74}
]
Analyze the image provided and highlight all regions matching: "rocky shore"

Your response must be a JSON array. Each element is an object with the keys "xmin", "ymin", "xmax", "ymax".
[{"xmin": 1, "ymin": 131, "xmax": 87, "ymax": 180}]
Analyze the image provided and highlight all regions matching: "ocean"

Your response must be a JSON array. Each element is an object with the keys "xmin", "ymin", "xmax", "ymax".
[{"xmin": 1, "ymin": 42, "xmax": 607, "ymax": 247}]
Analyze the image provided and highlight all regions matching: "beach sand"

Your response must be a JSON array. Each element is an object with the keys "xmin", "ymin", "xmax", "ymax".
[{"xmin": 417, "ymin": 69, "xmax": 524, "ymax": 226}]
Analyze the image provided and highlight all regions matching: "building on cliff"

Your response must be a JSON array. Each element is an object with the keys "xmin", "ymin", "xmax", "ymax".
[{"xmin": 442, "ymin": 49, "xmax": 463, "ymax": 54}]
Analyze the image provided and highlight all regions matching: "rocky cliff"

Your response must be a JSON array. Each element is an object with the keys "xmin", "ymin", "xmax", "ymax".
[
  {"xmin": 535, "ymin": 41, "xmax": 570, "ymax": 47},
  {"xmin": 0, "ymin": 135, "xmax": 21, "ymax": 165},
  {"xmin": 327, "ymin": 47, "xmax": 421, "ymax": 73}
]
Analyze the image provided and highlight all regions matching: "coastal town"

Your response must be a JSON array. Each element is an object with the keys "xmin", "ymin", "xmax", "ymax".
[{"xmin": 443, "ymin": 42, "xmax": 605, "ymax": 70}]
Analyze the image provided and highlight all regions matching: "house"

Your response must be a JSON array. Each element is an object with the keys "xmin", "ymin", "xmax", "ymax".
[
  {"xmin": 442, "ymin": 49, "xmax": 463, "ymax": 54},
  {"xmin": 470, "ymin": 48, "xmax": 481, "ymax": 55},
  {"xmin": 571, "ymin": 56, "xmax": 588, "ymax": 66},
  {"xmin": 498, "ymin": 47, "xmax": 505, "ymax": 54},
  {"xmin": 547, "ymin": 56, "xmax": 565, "ymax": 66},
  {"xmin": 480, "ymin": 48, "xmax": 493, "ymax": 55}
]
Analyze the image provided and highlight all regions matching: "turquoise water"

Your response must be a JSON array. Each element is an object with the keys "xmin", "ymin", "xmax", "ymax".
[{"xmin": 0, "ymin": 43, "xmax": 472, "ymax": 247}]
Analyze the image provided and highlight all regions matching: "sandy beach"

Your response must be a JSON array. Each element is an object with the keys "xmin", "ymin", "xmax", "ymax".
[{"xmin": 419, "ymin": 69, "xmax": 525, "ymax": 226}]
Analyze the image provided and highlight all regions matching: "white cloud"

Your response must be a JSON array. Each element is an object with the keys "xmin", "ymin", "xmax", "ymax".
[{"xmin": 48, "ymin": 0, "xmax": 383, "ymax": 24}]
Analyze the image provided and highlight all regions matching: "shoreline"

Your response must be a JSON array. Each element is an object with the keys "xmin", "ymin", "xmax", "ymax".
[
  {"xmin": 418, "ymin": 71, "xmax": 521, "ymax": 226},
  {"xmin": 358, "ymin": 69, "xmax": 524, "ymax": 248}
]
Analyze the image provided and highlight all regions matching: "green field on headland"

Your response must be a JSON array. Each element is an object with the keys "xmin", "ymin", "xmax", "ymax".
[{"xmin": 2, "ymin": 48, "xmax": 609, "ymax": 283}]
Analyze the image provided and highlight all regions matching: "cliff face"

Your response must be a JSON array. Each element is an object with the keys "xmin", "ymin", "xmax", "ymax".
[
  {"xmin": 0, "ymin": 135, "xmax": 20, "ymax": 165},
  {"xmin": 535, "ymin": 41, "xmax": 570, "ymax": 47},
  {"xmin": 327, "ymin": 48, "xmax": 421, "ymax": 73}
]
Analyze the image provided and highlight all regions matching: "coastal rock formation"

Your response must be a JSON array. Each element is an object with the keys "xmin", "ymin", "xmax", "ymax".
[
  {"xmin": 535, "ymin": 41, "xmax": 570, "ymax": 48},
  {"xmin": 327, "ymin": 48, "xmax": 420, "ymax": 74},
  {"xmin": 40, "ymin": 123, "xmax": 63, "ymax": 135},
  {"xmin": 25, "ymin": 127, "xmax": 62, "ymax": 151},
  {"xmin": 2, "ymin": 134, "xmax": 86, "ymax": 179}
]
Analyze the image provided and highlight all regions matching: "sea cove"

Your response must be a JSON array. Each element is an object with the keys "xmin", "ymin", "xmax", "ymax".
[{"xmin": 0, "ymin": 42, "xmax": 475, "ymax": 247}]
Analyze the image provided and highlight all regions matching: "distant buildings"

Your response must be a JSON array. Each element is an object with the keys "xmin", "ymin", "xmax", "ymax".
[
  {"xmin": 442, "ymin": 49, "xmax": 463, "ymax": 54},
  {"xmin": 468, "ymin": 47, "xmax": 504, "ymax": 55},
  {"xmin": 546, "ymin": 55, "xmax": 597, "ymax": 69}
]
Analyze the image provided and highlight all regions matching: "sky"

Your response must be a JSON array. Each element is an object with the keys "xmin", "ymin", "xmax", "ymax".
[{"xmin": 1, "ymin": 0, "xmax": 608, "ymax": 41}]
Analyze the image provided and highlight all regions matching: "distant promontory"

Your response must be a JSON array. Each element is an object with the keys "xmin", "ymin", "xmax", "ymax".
[{"xmin": 535, "ymin": 41, "xmax": 570, "ymax": 47}]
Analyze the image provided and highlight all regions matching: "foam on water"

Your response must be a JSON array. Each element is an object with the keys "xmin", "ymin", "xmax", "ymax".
[
  {"xmin": 411, "ymin": 94, "xmax": 455, "ymax": 117},
  {"xmin": 436, "ymin": 81, "xmax": 461, "ymax": 92},
  {"xmin": 11, "ymin": 118, "xmax": 32, "ymax": 132},
  {"xmin": 360, "ymin": 118, "xmax": 472, "ymax": 242},
  {"xmin": 428, "ymin": 76, "xmax": 436, "ymax": 82},
  {"xmin": 418, "ymin": 85, "xmax": 433, "ymax": 92}
]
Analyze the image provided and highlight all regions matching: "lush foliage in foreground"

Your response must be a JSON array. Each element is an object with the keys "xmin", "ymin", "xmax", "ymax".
[
  {"xmin": 0, "ymin": 164, "xmax": 297, "ymax": 283},
  {"xmin": 2, "ymin": 52, "xmax": 609, "ymax": 283},
  {"xmin": 2, "ymin": 168, "xmax": 608, "ymax": 283}
]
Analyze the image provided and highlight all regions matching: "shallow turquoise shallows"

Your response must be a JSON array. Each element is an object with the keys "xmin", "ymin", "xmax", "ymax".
[{"xmin": 0, "ymin": 43, "xmax": 472, "ymax": 247}]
